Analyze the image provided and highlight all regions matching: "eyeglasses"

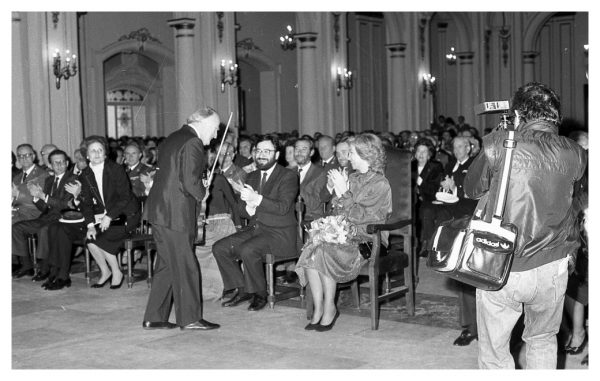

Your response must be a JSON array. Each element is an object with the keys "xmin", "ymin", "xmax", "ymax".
[
  {"xmin": 17, "ymin": 153, "xmax": 33, "ymax": 159},
  {"xmin": 255, "ymin": 149, "xmax": 275, "ymax": 155}
]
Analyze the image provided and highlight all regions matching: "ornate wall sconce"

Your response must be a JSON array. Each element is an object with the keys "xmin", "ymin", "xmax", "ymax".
[
  {"xmin": 220, "ymin": 59, "xmax": 239, "ymax": 92},
  {"xmin": 446, "ymin": 47, "xmax": 457, "ymax": 64},
  {"xmin": 279, "ymin": 25, "xmax": 296, "ymax": 51},
  {"xmin": 422, "ymin": 73, "xmax": 436, "ymax": 97},
  {"xmin": 52, "ymin": 48, "xmax": 77, "ymax": 89},
  {"xmin": 336, "ymin": 67, "xmax": 353, "ymax": 96}
]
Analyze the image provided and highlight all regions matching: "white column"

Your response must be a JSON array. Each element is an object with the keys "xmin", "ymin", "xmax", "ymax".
[
  {"xmin": 386, "ymin": 43, "xmax": 408, "ymax": 132},
  {"xmin": 296, "ymin": 32, "xmax": 320, "ymax": 137},
  {"xmin": 458, "ymin": 51, "xmax": 476, "ymax": 125},
  {"xmin": 168, "ymin": 17, "xmax": 196, "ymax": 124}
]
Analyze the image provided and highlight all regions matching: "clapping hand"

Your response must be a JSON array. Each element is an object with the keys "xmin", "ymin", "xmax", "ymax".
[
  {"xmin": 240, "ymin": 184, "xmax": 261, "ymax": 207},
  {"xmin": 440, "ymin": 175, "xmax": 455, "ymax": 193},
  {"xmin": 99, "ymin": 215, "xmax": 112, "ymax": 232},
  {"xmin": 27, "ymin": 182, "xmax": 44, "ymax": 199},
  {"xmin": 65, "ymin": 180, "xmax": 82, "ymax": 199},
  {"xmin": 12, "ymin": 183, "xmax": 19, "ymax": 200},
  {"xmin": 228, "ymin": 178, "xmax": 245, "ymax": 194},
  {"xmin": 328, "ymin": 168, "xmax": 349, "ymax": 197}
]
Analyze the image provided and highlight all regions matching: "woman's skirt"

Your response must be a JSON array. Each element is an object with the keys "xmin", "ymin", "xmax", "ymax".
[{"xmin": 294, "ymin": 241, "xmax": 365, "ymax": 287}]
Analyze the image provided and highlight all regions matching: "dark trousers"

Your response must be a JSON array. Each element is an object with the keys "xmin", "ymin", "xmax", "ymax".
[
  {"xmin": 212, "ymin": 225, "xmax": 272, "ymax": 296},
  {"xmin": 12, "ymin": 219, "xmax": 52, "ymax": 268},
  {"xmin": 143, "ymin": 225, "xmax": 203, "ymax": 326},
  {"xmin": 457, "ymin": 280, "xmax": 478, "ymax": 335},
  {"xmin": 46, "ymin": 221, "xmax": 86, "ymax": 280}
]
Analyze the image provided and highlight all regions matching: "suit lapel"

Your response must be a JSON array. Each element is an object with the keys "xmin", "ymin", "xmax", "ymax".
[
  {"xmin": 301, "ymin": 164, "xmax": 318, "ymax": 185},
  {"xmin": 261, "ymin": 164, "xmax": 280, "ymax": 195}
]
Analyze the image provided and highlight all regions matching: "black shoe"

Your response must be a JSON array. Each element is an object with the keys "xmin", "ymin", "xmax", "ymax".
[
  {"xmin": 110, "ymin": 273, "xmax": 124, "ymax": 289},
  {"xmin": 180, "ymin": 319, "xmax": 220, "ymax": 330},
  {"xmin": 221, "ymin": 290, "xmax": 253, "ymax": 307},
  {"xmin": 13, "ymin": 268, "xmax": 34, "ymax": 279},
  {"xmin": 46, "ymin": 278, "xmax": 71, "ymax": 291},
  {"xmin": 32, "ymin": 272, "xmax": 49, "ymax": 282},
  {"xmin": 565, "ymin": 333, "xmax": 587, "ymax": 355},
  {"xmin": 304, "ymin": 320, "xmax": 321, "ymax": 331},
  {"xmin": 453, "ymin": 329, "xmax": 478, "ymax": 346},
  {"xmin": 91, "ymin": 274, "xmax": 112, "ymax": 288},
  {"xmin": 315, "ymin": 310, "xmax": 340, "ymax": 332},
  {"xmin": 41, "ymin": 277, "xmax": 56, "ymax": 289},
  {"xmin": 248, "ymin": 294, "xmax": 268, "ymax": 311},
  {"xmin": 142, "ymin": 321, "xmax": 178, "ymax": 330},
  {"xmin": 581, "ymin": 354, "xmax": 589, "ymax": 366}
]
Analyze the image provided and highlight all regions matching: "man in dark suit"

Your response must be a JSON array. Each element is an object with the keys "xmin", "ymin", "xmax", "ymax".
[
  {"xmin": 123, "ymin": 141, "xmax": 155, "ymax": 201},
  {"xmin": 142, "ymin": 107, "xmax": 221, "ymax": 331},
  {"xmin": 436, "ymin": 136, "xmax": 479, "ymax": 347},
  {"xmin": 213, "ymin": 135, "xmax": 299, "ymax": 312},
  {"xmin": 316, "ymin": 135, "xmax": 339, "ymax": 169},
  {"xmin": 12, "ymin": 149, "xmax": 75, "ymax": 279},
  {"xmin": 295, "ymin": 137, "xmax": 327, "ymax": 224},
  {"xmin": 12, "ymin": 144, "xmax": 50, "ymax": 225}
]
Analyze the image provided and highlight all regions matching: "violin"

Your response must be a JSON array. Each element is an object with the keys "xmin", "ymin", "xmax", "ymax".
[{"xmin": 196, "ymin": 112, "xmax": 234, "ymax": 245}]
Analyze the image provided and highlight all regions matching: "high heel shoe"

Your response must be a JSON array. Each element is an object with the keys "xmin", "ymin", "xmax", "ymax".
[
  {"xmin": 315, "ymin": 310, "xmax": 340, "ymax": 332},
  {"xmin": 304, "ymin": 318, "xmax": 321, "ymax": 331},
  {"xmin": 91, "ymin": 274, "xmax": 112, "ymax": 288},
  {"xmin": 565, "ymin": 333, "xmax": 587, "ymax": 355},
  {"xmin": 110, "ymin": 273, "xmax": 124, "ymax": 289}
]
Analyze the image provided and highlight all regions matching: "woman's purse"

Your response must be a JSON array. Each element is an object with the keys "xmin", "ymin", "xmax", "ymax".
[{"xmin": 426, "ymin": 126, "xmax": 518, "ymax": 291}]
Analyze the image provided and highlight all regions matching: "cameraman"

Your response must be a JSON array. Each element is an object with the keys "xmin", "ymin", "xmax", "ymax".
[{"xmin": 464, "ymin": 82, "xmax": 587, "ymax": 369}]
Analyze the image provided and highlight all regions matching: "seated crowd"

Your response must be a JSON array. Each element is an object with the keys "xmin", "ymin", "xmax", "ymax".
[{"xmin": 11, "ymin": 110, "xmax": 588, "ymax": 364}]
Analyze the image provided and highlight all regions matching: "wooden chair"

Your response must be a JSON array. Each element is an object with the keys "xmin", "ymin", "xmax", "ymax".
[
  {"xmin": 306, "ymin": 147, "xmax": 416, "ymax": 330},
  {"xmin": 264, "ymin": 196, "xmax": 306, "ymax": 308}
]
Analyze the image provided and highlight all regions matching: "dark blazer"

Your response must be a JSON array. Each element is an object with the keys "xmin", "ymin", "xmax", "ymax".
[
  {"xmin": 12, "ymin": 165, "xmax": 50, "ymax": 223},
  {"xmin": 412, "ymin": 159, "xmax": 444, "ymax": 202},
  {"xmin": 321, "ymin": 155, "xmax": 339, "ymax": 170},
  {"xmin": 34, "ymin": 171, "xmax": 78, "ymax": 223},
  {"xmin": 145, "ymin": 125, "xmax": 206, "ymax": 233},
  {"xmin": 299, "ymin": 163, "xmax": 327, "ymax": 222},
  {"xmin": 444, "ymin": 156, "xmax": 475, "ymax": 199},
  {"xmin": 79, "ymin": 159, "xmax": 140, "ymax": 228},
  {"xmin": 238, "ymin": 164, "xmax": 299, "ymax": 255},
  {"xmin": 126, "ymin": 162, "xmax": 154, "ymax": 199}
]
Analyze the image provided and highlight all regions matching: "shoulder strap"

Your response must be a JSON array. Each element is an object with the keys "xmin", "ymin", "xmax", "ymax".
[{"xmin": 491, "ymin": 126, "xmax": 516, "ymax": 226}]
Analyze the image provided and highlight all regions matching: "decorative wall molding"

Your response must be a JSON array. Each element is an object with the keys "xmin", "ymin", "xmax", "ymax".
[{"xmin": 117, "ymin": 27, "xmax": 161, "ymax": 52}]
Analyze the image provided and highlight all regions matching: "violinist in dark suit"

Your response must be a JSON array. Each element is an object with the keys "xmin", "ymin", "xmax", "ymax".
[
  {"xmin": 142, "ymin": 107, "xmax": 221, "ymax": 331},
  {"xmin": 79, "ymin": 136, "xmax": 140, "ymax": 290},
  {"xmin": 12, "ymin": 149, "xmax": 75, "ymax": 279},
  {"xmin": 214, "ymin": 135, "xmax": 299, "ymax": 312},
  {"xmin": 411, "ymin": 138, "xmax": 444, "ymax": 253}
]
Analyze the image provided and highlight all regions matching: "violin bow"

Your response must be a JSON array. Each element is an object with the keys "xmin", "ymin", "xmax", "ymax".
[{"xmin": 206, "ymin": 111, "xmax": 233, "ymax": 187}]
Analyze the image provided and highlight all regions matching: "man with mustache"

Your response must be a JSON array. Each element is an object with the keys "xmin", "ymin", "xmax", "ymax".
[{"xmin": 213, "ymin": 135, "xmax": 299, "ymax": 311}]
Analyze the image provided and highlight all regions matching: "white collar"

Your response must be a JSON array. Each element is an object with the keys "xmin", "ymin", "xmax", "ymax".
[{"xmin": 298, "ymin": 162, "xmax": 312, "ymax": 172}]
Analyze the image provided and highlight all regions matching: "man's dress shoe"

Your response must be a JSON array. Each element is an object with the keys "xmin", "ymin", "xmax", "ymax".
[
  {"xmin": 41, "ymin": 277, "xmax": 55, "ymax": 289},
  {"xmin": 453, "ymin": 329, "xmax": 478, "ymax": 346},
  {"xmin": 142, "ymin": 321, "xmax": 178, "ymax": 330},
  {"xmin": 32, "ymin": 272, "xmax": 49, "ymax": 282},
  {"xmin": 180, "ymin": 319, "xmax": 220, "ymax": 330},
  {"xmin": 46, "ymin": 278, "xmax": 71, "ymax": 291},
  {"xmin": 13, "ymin": 268, "xmax": 34, "ymax": 279},
  {"xmin": 248, "ymin": 294, "xmax": 268, "ymax": 311},
  {"xmin": 221, "ymin": 291, "xmax": 253, "ymax": 307}
]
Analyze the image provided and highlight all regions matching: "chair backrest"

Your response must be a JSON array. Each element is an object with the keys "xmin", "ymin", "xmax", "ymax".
[{"xmin": 384, "ymin": 146, "xmax": 413, "ymax": 223}]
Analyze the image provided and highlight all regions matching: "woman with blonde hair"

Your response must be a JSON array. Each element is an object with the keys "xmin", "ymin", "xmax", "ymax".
[{"xmin": 295, "ymin": 133, "xmax": 392, "ymax": 331}]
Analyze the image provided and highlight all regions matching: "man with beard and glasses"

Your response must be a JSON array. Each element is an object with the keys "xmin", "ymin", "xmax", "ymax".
[{"xmin": 213, "ymin": 135, "xmax": 299, "ymax": 312}]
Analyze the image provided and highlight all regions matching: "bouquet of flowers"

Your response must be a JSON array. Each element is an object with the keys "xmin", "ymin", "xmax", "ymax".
[{"xmin": 305, "ymin": 215, "xmax": 357, "ymax": 246}]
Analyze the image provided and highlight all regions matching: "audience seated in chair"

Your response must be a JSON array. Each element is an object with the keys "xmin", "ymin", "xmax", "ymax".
[
  {"xmin": 213, "ymin": 135, "xmax": 299, "ymax": 312},
  {"xmin": 295, "ymin": 133, "xmax": 392, "ymax": 332},
  {"xmin": 12, "ymin": 149, "xmax": 76, "ymax": 281}
]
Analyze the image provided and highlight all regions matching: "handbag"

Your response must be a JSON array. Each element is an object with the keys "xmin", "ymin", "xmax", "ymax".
[{"xmin": 426, "ymin": 126, "xmax": 518, "ymax": 291}]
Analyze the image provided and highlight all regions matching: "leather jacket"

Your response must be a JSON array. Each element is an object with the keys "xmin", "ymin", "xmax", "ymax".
[{"xmin": 464, "ymin": 120, "xmax": 587, "ymax": 272}]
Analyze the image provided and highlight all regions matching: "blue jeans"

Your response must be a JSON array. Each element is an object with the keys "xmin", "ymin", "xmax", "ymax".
[{"xmin": 476, "ymin": 257, "xmax": 569, "ymax": 369}]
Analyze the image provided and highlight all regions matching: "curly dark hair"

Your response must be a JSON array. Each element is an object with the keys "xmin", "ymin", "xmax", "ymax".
[
  {"xmin": 510, "ymin": 82, "xmax": 562, "ymax": 125},
  {"xmin": 414, "ymin": 137, "xmax": 436, "ymax": 158}
]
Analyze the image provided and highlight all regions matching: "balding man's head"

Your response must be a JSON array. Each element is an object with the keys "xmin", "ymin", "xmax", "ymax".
[{"xmin": 40, "ymin": 144, "xmax": 58, "ymax": 167}]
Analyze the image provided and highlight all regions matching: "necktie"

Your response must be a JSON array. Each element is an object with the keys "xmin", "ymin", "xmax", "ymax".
[
  {"xmin": 259, "ymin": 172, "xmax": 268, "ymax": 195},
  {"xmin": 298, "ymin": 167, "xmax": 303, "ymax": 182},
  {"xmin": 21, "ymin": 172, "xmax": 27, "ymax": 184},
  {"xmin": 50, "ymin": 176, "xmax": 59, "ymax": 197}
]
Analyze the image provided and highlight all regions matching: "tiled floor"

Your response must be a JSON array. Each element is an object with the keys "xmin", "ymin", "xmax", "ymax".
[{"xmin": 11, "ymin": 258, "xmax": 588, "ymax": 370}]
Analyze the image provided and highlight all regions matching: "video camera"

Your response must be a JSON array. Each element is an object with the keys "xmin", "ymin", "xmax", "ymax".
[{"xmin": 474, "ymin": 100, "xmax": 512, "ymax": 130}]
